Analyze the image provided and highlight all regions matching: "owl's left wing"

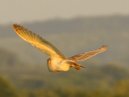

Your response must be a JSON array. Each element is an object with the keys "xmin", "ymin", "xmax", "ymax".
[{"xmin": 68, "ymin": 45, "xmax": 107, "ymax": 62}]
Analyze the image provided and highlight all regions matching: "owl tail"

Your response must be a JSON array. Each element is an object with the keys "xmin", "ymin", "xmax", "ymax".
[{"xmin": 70, "ymin": 62, "xmax": 85, "ymax": 70}]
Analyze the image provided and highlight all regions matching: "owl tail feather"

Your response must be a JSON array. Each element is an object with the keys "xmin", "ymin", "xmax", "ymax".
[{"xmin": 70, "ymin": 62, "xmax": 85, "ymax": 70}]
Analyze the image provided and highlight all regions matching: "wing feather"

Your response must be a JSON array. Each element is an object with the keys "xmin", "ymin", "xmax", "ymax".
[
  {"xmin": 13, "ymin": 24, "xmax": 65, "ymax": 58},
  {"xmin": 69, "ymin": 45, "xmax": 107, "ymax": 62}
]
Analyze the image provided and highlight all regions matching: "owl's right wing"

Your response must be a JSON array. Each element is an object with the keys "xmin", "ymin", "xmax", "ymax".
[
  {"xmin": 68, "ymin": 45, "xmax": 107, "ymax": 62},
  {"xmin": 13, "ymin": 24, "xmax": 65, "ymax": 59}
]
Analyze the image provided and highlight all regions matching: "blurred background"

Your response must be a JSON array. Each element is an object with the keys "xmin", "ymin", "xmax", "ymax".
[{"xmin": 0, "ymin": 0, "xmax": 129, "ymax": 97}]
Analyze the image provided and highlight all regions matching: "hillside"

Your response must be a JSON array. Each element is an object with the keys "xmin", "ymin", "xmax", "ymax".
[
  {"xmin": 0, "ymin": 15, "xmax": 129, "ymax": 97},
  {"xmin": 1, "ymin": 63, "xmax": 129, "ymax": 97}
]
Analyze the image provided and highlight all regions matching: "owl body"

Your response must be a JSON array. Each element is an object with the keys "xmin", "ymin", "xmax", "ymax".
[{"xmin": 47, "ymin": 58, "xmax": 70, "ymax": 72}]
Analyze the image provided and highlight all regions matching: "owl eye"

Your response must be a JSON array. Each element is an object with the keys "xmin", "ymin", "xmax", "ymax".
[{"xmin": 47, "ymin": 58, "xmax": 51, "ymax": 64}]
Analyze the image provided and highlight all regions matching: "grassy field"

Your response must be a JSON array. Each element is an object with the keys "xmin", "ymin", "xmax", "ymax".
[{"xmin": 0, "ymin": 62, "xmax": 129, "ymax": 97}]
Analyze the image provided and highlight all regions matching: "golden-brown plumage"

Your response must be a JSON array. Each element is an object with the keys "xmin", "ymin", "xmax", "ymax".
[
  {"xmin": 68, "ymin": 45, "xmax": 107, "ymax": 61},
  {"xmin": 13, "ymin": 24, "xmax": 108, "ymax": 72}
]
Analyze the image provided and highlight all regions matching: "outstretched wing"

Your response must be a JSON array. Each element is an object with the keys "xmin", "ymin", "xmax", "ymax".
[
  {"xmin": 13, "ymin": 24, "xmax": 65, "ymax": 59},
  {"xmin": 68, "ymin": 45, "xmax": 107, "ymax": 62}
]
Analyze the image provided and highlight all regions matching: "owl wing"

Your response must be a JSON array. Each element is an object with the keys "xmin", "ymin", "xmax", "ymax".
[
  {"xmin": 13, "ymin": 24, "xmax": 65, "ymax": 59},
  {"xmin": 68, "ymin": 45, "xmax": 107, "ymax": 62}
]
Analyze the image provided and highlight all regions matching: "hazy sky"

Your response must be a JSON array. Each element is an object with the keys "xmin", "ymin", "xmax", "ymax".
[{"xmin": 0, "ymin": 0, "xmax": 129, "ymax": 24}]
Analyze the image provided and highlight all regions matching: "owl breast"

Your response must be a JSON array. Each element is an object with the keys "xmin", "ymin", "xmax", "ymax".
[{"xmin": 47, "ymin": 58, "xmax": 70, "ymax": 72}]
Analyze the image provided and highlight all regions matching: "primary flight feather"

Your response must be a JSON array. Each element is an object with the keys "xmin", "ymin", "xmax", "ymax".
[{"xmin": 13, "ymin": 24, "xmax": 107, "ymax": 72}]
